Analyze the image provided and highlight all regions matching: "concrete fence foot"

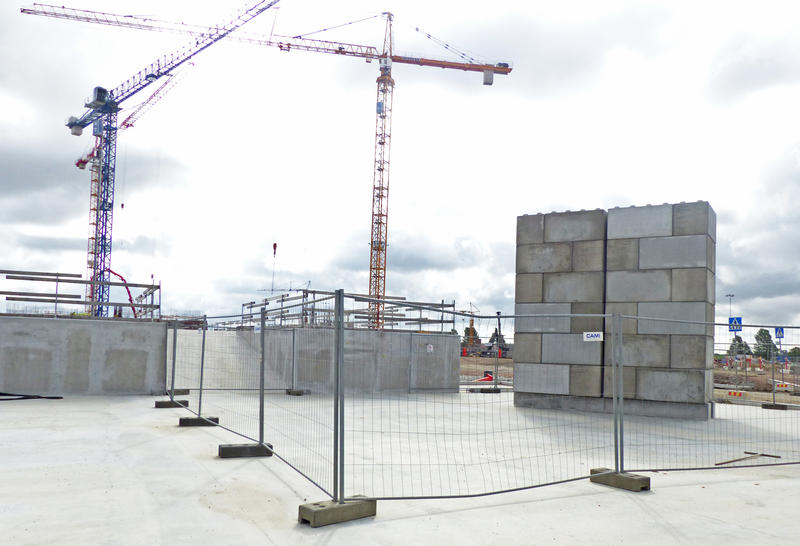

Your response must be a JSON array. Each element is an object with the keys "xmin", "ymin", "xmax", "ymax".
[
  {"xmin": 179, "ymin": 416, "xmax": 219, "ymax": 427},
  {"xmin": 155, "ymin": 400, "xmax": 188, "ymax": 409},
  {"xmin": 170, "ymin": 388, "xmax": 190, "ymax": 396},
  {"xmin": 298, "ymin": 497, "xmax": 376, "ymax": 527},
  {"xmin": 761, "ymin": 403, "xmax": 788, "ymax": 410},
  {"xmin": 467, "ymin": 387, "xmax": 501, "ymax": 394},
  {"xmin": 590, "ymin": 468, "xmax": 650, "ymax": 492},
  {"xmin": 219, "ymin": 443, "xmax": 273, "ymax": 458},
  {"xmin": 286, "ymin": 389, "xmax": 304, "ymax": 396}
]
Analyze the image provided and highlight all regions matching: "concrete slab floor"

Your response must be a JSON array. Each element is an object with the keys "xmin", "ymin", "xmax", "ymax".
[{"xmin": 2, "ymin": 395, "xmax": 800, "ymax": 545}]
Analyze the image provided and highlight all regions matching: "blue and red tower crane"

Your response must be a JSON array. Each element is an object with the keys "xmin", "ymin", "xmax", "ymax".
[{"xmin": 26, "ymin": 0, "xmax": 281, "ymax": 316}]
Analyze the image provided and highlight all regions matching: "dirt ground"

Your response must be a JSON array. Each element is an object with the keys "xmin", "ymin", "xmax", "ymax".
[{"xmin": 459, "ymin": 356, "xmax": 513, "ymax": 383}]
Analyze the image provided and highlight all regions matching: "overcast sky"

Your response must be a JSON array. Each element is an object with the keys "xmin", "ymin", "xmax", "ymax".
[{"xmin": 2, "ymin": 0, "xmax": 800, "ymax": 329}]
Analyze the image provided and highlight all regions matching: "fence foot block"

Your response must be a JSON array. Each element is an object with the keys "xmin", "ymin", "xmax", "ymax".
[
  {"xmin": 179, "ymin": 417, "xmax": 219, "ymax": 427},
  {"xmin": 590, "ymin": 468, "xmax": 650, "ymax": 492},
  {"xmin": 286, "ymin": 389, "xmax": 304, "ymax": 396},
  {"xmin": 155, "ymin": 400, "xmax": 188, "ymax": 409},
  {"xmin": 467, "ymin": 387, "xmax": 501, "ymax": 394},
  {"xmin": 298, "ymin": 497, "xmax": 376, "ymax": 527},
  {"xmin": 761, "ymin": 403, "xmax": 788, "ymax": 410},
  {"xmin": 170, "ymin": 388, "xmax": 190, "ymax": 396},
  {"xmin": 219, "ymin": 443, "xmax": 273, "ymax": 458}
]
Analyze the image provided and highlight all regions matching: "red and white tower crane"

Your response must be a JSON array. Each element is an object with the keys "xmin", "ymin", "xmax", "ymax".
[{"xmin": 24, "ymin": 5, "xmax": 511, "ymax": 326}]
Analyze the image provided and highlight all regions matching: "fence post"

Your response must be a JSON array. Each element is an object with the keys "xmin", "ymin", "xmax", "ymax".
[
  {"xmin": 169, "ymin": 320, "xmax": 178, "ymax": 401},
  {"xmin": 334, "ymin": 289, "xmax": 345, "ymax": 503},
  {"xmin": 259, "ymin": 308, "xmax": 266, "ymax": 445},
  {"xmin": 612, "ymin": 313, "xmax": 625, "ymax": 473},
  {"xmin": 197, "ymin": 315, "xmax": 207, "ymax": 417}
]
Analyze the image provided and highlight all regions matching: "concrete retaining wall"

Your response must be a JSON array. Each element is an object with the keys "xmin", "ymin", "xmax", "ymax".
[
  {"xmin": 514, "ymin": 202, "xmax": 716, "ymax": 419},
  {"xmin": 0, "ymin": 316, "xmax": 166, "ymax": 395},
  {"xmin": 174, "ymin": 327, "xmax": 460, "ymax": 394}
]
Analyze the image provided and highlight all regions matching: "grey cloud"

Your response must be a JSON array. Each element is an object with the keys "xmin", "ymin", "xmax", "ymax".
[
  {"xmin": 14, "ymin": 234, "xmax": 84, "ymax": 252},
  {"xmin": 396, "ymin": 7, "xmax": 669, "ymax": 95},
  {"xmin": 709, "ymin": 36, "xmax": 800, "ymax": 102}
]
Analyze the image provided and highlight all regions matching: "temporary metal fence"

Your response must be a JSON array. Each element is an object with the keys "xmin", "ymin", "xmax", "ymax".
[{"xmin": 163, "ymin": 295, "xmax": 800, "ymax": 505}]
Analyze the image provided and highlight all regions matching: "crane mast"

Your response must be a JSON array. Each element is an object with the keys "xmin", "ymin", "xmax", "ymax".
[{"xmin": 368, "ymin": 13, "xmax": 395, "ymax": 328}]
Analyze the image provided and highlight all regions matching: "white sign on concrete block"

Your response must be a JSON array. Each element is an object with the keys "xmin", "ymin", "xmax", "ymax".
[{"xmin": 583, "ymin": 331, "xmax": 604, "ymax": 342}]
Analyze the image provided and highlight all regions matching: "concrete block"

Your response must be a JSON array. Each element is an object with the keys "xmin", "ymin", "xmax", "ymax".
[
  {"xmin": 154, "ymin": 400, "xmax": 188, "ymax": 408},
  {"xmin": 516, "ymin": 243, "xmax": 572, "ymax": 274},
  {"xmin": 515, "ymin": 273, "xmax": 543, "ymax": 303},
  {"xmin": 517, "ymin": 214, "xmax": 545, "ymax": 245},
  {"xmin": 542, "ymin": 333, "xmax": 602, "ymax": 365},
  {"xmin": 515, "ymin": 303, "xmax": 571, "ymax": 333},
  {"xmin": 672, "ymin": 268, "xmax": 713, "ymax": 302},
  {"xmin": 636, "ymin": 369, "xmax": 708, "ymax": 403},
  {"xmin": 604, "ymin": 303, "xmax": 638, "ymax": 334},
  {"xmin": 170, "ymin": 388, "xmax": 190, "ymax": 396},
  {"xmin": 637, "ymin": 302, "xmax": 712, "ymax": 335},
  {"xmin": 570, "ymin": 365, "xmax": 602, "ymax": 397},
  {"xmin": 571, "ymin": 302, "xmax": 604, "ymax": 334},
  {"xmin": 410, "ymin": 334, "xmax": 459, "ymax": 391},
  {"xmin": 513, "ymin": 333, "xmax": 541, "ymax": 363},
  {"xmin": 179, "ymin": 416, "xmax": 219, "ymax": 427},
  {"xmin": 298, "ymin": 498, "xmax": 377, "ymax": 527},
  {"xmin": 605, "ymin": 334, "xmax": 669, "ymax": 368},
  {"xmin": 543, "ymin": 272, "xmax": 604, "ymax": 303},
  {"xmin": 670, "ymin": 335, "xmax": 713, "ymax": 369},
  {"xmin": 218, "ymin": 443, "xmax": 273, "ymax": 458},
  {"xmin": 590, "ymin": 468, "xmax": 650, "ymax": 492},
  {"xmin": 673, "ymin": 202, "xmax": 715, "ymax": 239},
  {"xmin": 573, "ymin": 240, "xmax": 605, "ymax": 272},
  {"xmin": 603, "ymin": 366, "xmax": 636, "ymax": 398},
  {"xmin": 513, "ymin": 363, "xmax": 569, "ymax": 394},
  {"xmin": 515, "ymin": 392, "xmax": 711, "ymax": 418},
  {"xmin": 544, "ymin": 210, "xmax": 606, "ymax": 242},
  {"xmin": 707, "ymin": 237, "xmax": 716, "ymax": 274},
  {"xmin": 639, "ymin": 235, "xmax": 711, "ymax": 269},
  {"xmin": 608, "ymin": 204, "xmax": 673, "ymax": 239},
  {"xmin": 606, "ymin": 270, "xmax": 671, "ymax": 302},
  {"xmin": 606, "ymin": 239, "xmax": 638, "ymax": 271}
]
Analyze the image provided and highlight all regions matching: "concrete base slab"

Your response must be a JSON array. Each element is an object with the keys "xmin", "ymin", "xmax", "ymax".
[
  {"xmin": 590, "ymin": 468, "xmax": 650, "ymax": 492},
  {"xmin": 178, "ymin": 416, "xmax": 219, "ymax": 427},
  {"xmin": 155, "ymin": 400, "xmax": 188, "ymax": 409},
  {"xmin": 298, "ymin": 497, "xmax": 377, "ymax": 527},
  {"xmin": 286, "ymin": 389, "xmax": 304, "ymax": 396},
  {"xmin": 514, "ymin": 392, "xmax": 712, "ymax": 419},
  {"xmin": 170, "ymin": 388, "xmax": 190, "ymax": 396},
  {"xmin": 218, "ymin": 443, "xmax": 273, "ymax": 458},
  {"xmin": 762, "ymin": 403, "xmax": 788, "ymax": 410}
]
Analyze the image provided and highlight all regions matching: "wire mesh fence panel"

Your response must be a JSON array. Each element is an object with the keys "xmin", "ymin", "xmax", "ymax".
[
  {"xmin": 196, "ymin": 316, "xmax": 262, "ymax": 440},
  {"xmin": 172, "ymin": 320, "xmax": 205, "ymax": 415},
  {"xmin": 261, "ymin": 303, "xmax": 337, "ymax": 497},
  {"xmin": 341, "ymin": 304, "xmax": 617, "ymax": 500},
  {"xmin": 618, "ymin": 317, "xmax": 800, "ymax": 472}
]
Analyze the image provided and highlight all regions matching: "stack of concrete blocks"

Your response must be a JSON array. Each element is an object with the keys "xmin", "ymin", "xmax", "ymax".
[{"xmin": 514, "ymin": 202, "xmax": 716, "ymax": 419}]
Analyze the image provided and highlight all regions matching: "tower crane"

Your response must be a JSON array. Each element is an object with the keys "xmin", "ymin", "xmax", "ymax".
[
  {"xmin": 23, "ymin": 0, "xmax": 281, "ymax": 316},
  {"xmin": 23, "ymin": 5, "xmax": 511, "ymax": 326},
  {"xmin": 75, "ymin": 70, "xmax": 185, "ymax": 312}
]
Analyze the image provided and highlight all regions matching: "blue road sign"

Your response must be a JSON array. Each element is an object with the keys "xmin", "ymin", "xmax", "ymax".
[
  {"xmin": 729, "ymin": 317, "xmax": 742, "ymax": 332},
  {"xmin": 776, "ymin": 327, "xmax": 784, "ymax": 339}
]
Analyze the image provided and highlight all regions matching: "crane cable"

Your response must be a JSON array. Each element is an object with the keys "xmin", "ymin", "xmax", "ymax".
[
  {"xmin": 291, "ymin": 13, "xmax": 381, "ymax": 39},
  {"xmin": 408, "ymin": 23, "xmax": 485, "ymax": 65}
]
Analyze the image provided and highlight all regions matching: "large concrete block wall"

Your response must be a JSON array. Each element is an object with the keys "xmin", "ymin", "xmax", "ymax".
[
  {"xmin": 0, "ymin": 316, "xmax": 167, "ymax": 395},
  {"xmin": 514, "ymin": 202, "xmax": 716, "ymax": 419}
]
